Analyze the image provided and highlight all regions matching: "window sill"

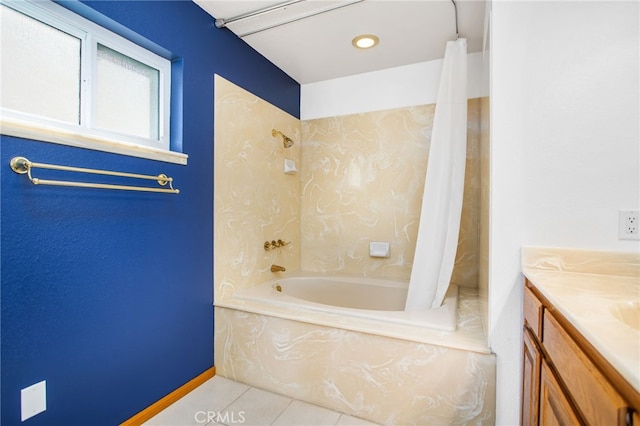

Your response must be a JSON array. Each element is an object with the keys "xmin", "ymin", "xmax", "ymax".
[{"xmin": 0, "ymin": 117, "xmax": 188, "ymax": 165}]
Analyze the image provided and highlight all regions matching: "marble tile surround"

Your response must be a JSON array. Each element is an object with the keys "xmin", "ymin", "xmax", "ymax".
[
  {"xmin": 214, "ymin": 74, "xmax": 487, "ymax": 301},
  {"xmin": 214, "ymin": 75, "xmax": 302, "ymax": 302},
  {"xmin": 300, "ymin": 99, "xmax": 483, "ymax": 287},
  {"xmin": 213, "ymin": 78, "xmax": 495, "ymax": 425}
]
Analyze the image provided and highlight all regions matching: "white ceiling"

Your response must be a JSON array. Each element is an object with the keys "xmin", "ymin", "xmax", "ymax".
[{"xmin": 193, "ymin": 0, "xmax": 487, "ymax": 84}]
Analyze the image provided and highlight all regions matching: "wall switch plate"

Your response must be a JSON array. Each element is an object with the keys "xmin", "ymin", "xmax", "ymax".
[
  {"xmin": 21, "ymin": 380, "xmax": 47, "ymax": 421},
  {"xmin": 619, "ymin": 210, "xmax": 640, "ymax": 240}
]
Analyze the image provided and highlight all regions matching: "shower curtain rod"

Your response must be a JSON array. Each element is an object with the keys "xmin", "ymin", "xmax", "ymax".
[
  {"xmin": 215, "ymin": 0, "xmax": 364, "ymax": 38},
  {"xmin": 215, "ymin": 0, "xmax": 304, "ymax": 28},
  {"xmin": 451, "ymin": 0, "xmax": 460, "ymax": 39},
  {"xmin": 217, "ymin": 0, "xmax": 459, "ymax": 40}
]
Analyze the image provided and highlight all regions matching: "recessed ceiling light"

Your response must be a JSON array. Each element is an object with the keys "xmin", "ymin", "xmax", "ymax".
[{"xmin": 352, "ymin": 34, "xmax": 379, "ymax": 49}]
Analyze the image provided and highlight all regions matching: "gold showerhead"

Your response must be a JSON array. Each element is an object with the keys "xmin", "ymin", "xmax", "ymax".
[{"xmin": 272, "ymin": 129, "xmax": 294, "ymax": 148}]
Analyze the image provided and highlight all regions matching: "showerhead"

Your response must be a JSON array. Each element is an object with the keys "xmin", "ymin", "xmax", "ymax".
[{"xmin": 272, "ymin": 129, "xmax": 294, "ymax": 148}]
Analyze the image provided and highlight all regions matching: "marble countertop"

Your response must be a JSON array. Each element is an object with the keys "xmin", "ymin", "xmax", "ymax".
[{"xmin": 522, "ymin": 246, "xmax": 640, "ymax": 393}]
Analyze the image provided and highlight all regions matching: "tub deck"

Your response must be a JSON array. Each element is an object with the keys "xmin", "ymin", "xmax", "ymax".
[{"xmin": 216, "ymin": 281, "xmax": 488, "ymax": 354}]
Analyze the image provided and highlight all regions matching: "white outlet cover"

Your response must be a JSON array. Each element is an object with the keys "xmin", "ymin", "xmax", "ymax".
[
  {"xmin": 619, "ymin": 210, "xmax": 640, "ymax": 240},
  {"xmin": 21, "ymin": 380, "xmax": 47, "ymax": 421}
]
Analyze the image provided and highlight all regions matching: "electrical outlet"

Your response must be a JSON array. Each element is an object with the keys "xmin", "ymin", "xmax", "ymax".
[
  {"xmin": 619, "ymin": 210, "xmax": 640, "ymax": 240},
  {"xmin": 21, "ymin": 380, "xmax": 47, "ymax": 421}
]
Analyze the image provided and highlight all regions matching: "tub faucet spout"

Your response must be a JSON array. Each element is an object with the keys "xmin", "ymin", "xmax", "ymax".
[{"xmin": 271, "ymin": 264, "xmax": 286, "ymax": 272}]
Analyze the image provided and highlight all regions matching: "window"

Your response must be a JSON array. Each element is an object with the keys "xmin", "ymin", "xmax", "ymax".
[
  {"xmin": 0, "ymin": 0, "xmax": 185, "ymax": 164},
  {"xmin": 95, "ymin": 44, "xmax": 160, "ymax": 141}
]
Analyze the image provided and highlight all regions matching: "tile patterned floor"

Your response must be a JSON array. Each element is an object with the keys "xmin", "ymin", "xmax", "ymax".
[{"xmin": 143, "ymin": 376, "xmax": 381, "ymax": 426}]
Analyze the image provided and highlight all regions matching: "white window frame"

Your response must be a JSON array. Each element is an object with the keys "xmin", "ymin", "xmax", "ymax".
[{"xmin": 0, "ymin": 0, "xmax": 187, "ymax": 165}]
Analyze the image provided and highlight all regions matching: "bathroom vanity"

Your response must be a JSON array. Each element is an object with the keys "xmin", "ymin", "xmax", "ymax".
[{"xmin": 521, "ymin": 247, "xmax": 640, "ymax": 425}]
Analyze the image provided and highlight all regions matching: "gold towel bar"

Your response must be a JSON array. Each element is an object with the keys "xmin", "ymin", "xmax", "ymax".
[{"xmin": 10, "ymin": 156, "xmax": 179, "ymax": 194}]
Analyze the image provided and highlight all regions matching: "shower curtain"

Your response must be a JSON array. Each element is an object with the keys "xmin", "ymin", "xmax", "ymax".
[{"xmin": 405, "ymin": 38, "xmax": 468, "ymax": 311}]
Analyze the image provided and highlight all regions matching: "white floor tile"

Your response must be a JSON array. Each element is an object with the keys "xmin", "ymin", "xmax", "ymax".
[
  {"xmin": 143, "ymin": 376, "xmax": 250, "ymax": 426},
  {"xmin": 272, "ymin": 400, "xmax": 341, "ymax": 426},
  {"xmin": 141, "ymin": 376, "xmax": 380, "ymax": 426},
  {"xmin": 222, "ymin": 387, "xmax": 292, "ymax": 426}
]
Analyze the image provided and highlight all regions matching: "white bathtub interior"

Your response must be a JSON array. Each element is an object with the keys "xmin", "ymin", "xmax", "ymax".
[{"xmin": 232, "ymin": 275, "xmax": 459, "ymax": 331}]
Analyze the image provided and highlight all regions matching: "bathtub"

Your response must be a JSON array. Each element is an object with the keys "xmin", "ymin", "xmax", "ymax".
[
  {"xmin": 215, "ymin": 275, "xmax": 495, "ymax": 424},
  {"xmin": 232, "ymin": 275, "xmax": 458, "ymax": 331}
]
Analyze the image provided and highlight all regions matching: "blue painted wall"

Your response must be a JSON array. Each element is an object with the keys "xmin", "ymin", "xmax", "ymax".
[{"xmin": 0, "ymin": 1, "xmax": 300, "ymax": 425}]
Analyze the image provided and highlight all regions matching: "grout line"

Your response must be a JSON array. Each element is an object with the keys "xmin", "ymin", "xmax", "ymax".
[
  {"xmin": 219, "ymin": 381, "xmax": 252, "ymax": 414},
  {"xmin": 269, "ymin": 398, "xmax": 294, "ymax": 425}
]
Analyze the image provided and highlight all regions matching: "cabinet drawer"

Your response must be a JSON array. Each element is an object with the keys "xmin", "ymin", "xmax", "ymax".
[
  {"xmin": 524, "ymin": 283, "xmax": 543, "ymax": 339},
  {"xmin": 543, "ymin": 312, "xmax": 628, "ymax": 425}
]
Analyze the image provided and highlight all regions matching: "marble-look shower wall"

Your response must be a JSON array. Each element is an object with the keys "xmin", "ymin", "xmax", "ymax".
[
  {"xmin": 300, "ymin": 99, "xmax": 484, "ymax": 287},
  {"xmin": 479, "ymin": 97, "xmax": 490, "ymax": 327},
  {"xmin": 214, "ymin": 75, "xmax": 301, "ymax": 302}
]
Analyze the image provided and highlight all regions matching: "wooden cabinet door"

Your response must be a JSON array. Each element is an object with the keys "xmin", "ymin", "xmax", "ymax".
[
  {"xmin": 543, "ymin": 312, "xmax": 628, "ymax": 426},
  {"xmin": 523, "ymin": 327, "xmax": 542, "ymax": 426},
  {"xmin": 540, "ymin": 361, "xmax": 582, "ymax": 426}
]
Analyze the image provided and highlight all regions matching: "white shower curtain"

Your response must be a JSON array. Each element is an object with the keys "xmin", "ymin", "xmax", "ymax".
[{"xmin": 405, "ymin": 38, "xmax": 468, "ymax": 311}]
